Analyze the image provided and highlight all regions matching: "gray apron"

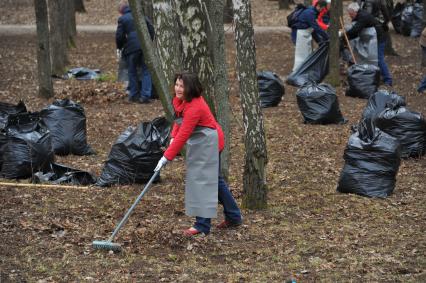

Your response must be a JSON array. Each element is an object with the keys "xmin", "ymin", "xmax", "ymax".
[
  {"xmin": 349, "ymin": 24, "xmax": 378, "ymax": 66},
  {"xmin": 176, "ymin": 118, "xmax": 219, "ymax": 218},
  {"xmin": 293, "ymin": 28, "xmax": 313, "ymax": 72}
]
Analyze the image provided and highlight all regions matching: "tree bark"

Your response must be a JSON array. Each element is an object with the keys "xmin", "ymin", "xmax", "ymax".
[
  {"xmin": 34, "ymin": 0, "xmax": 53, "ymax": 98},
  {"xmin": 232, "ymin": 0, "xmax": 268, "ymax": 209},
  {"xmin": 67, "ymin": 0, "xmax": 77, "ymax": 47},
  {"xmin": 207, "ymin": 0, "xmax": 231, "ymax": 180},
  {"xmin": 278, "ymin": 0, "xmax": 291, "ymax": 10},
  {"xmin": 48, "ymin": 0, "xmax": 67, "ymax": 76},
  {"xmin": 142, "ymin": 0, "xmax": 154, "ymax": 21},
  {"xmin": 128, "ymin": 0, "xmax": 174, "ymax": 121},
  {"xmin": 74, "ymin": 0, "xmax": 86, "ymax": 13},
  {"xmin": 152, "ymin": 0, "xmax": 182, "ymax": 88},
  {"xmin": 176, "ymin": 0, "xmax": 216, "ymax": 115},
  {"xmin": 423, "ymin": 0, "xmax": 426, "ymax": 25},
  {"xmin": 326, "ymin": 0, "xmax": 342, "ymax": 86},
  {"xmin": 224, "ymin": 0, "xmax": 233, "ymax": 23}
]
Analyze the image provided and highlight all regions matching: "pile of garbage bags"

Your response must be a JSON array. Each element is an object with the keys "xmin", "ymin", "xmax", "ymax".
[
  {"xmin": 64, "ymin": 67, "xmax": 101, "ymax": 80},
  {"xmin": 346, "ymin": 64, "xmax": 380, "ymax": 99},
  {"xmin": 257, "ymin": 71, "xmax": 285, "ymax": 108},
  {"xmin": 286, "ymin": 42, "xmax": 329, "ymax": 87},
  {"xmin": 96, "ymin": 117, "xmax": 170, "ymax": 187},
  {"xmin": 296, "ymin": 83, "xmax": 346, "ymax": 124},
  {"xmin": 392, "ymin": 2, "xmax": 424, "ymax": 37}
]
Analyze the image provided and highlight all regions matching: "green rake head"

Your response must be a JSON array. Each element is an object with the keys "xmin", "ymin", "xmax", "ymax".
[{"xmin": 92, "ymin": 240, "xmax": 122, "ymax": 252}]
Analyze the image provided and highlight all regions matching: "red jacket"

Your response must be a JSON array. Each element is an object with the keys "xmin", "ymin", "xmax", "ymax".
[
  {"xmin": 317, "ymin": 7, "xmax": 329, "ymax": 31},
  {"xmin": 164, "ymin": 96, "xmax": 224, "ymax": 161}
]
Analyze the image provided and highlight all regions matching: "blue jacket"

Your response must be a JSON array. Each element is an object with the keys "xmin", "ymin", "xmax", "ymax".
[
  {"xmin": 115, "ymin": 6, "xmax": 155, "ymax": 56},
  {"xmin": 292, "ymin": 6, "xmax": 329, "ymax": 43}
]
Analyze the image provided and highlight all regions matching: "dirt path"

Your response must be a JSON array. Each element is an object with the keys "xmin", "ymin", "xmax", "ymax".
[{"xmin": 0, "ymin": 24, "xmax": 290, "ymax": 35}]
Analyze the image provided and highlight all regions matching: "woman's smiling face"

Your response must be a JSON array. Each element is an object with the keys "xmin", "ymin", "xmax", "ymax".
[{"xmin": 175, "ymin": 78, "xmax": 185, "ymax": 100}]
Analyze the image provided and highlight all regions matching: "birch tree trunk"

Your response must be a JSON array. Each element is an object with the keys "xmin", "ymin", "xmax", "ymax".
[
  {"xmin": 207, "ymin": 0, "xmax": 231, "ymax": 179},
  {"xmin": 326, "ymin": 0, "xmax": 342, "ymax": 86},
  {"xmin": 128, "ymin": 0, "xmax": 174, "ymax": 121},
  {"xmin": 232, "ymin": 0, "xmax": 268, "ymax": 209},
  {"xmin": 34, "ymin": 0, "xmax": 53, "ymax": 98},
  {"xmin": 153, "ymin": 0, "xmax": 182, "ymax": 88},
  {"xmin": 49, "ymin": 0, "xmax": 67, "ymax": 76},
  {"xmin": 176, "ymin": 0, "xmax": 216, "ymax": 115}
]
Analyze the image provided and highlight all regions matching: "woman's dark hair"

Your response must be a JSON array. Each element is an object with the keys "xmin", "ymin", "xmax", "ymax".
[
  {"xmin": 174, "ymin": 72, "xmax": 203, "ymax": 102},
  {"xmin": 315, "ymin": 0, "xmax": 327, "ymax": 8}
]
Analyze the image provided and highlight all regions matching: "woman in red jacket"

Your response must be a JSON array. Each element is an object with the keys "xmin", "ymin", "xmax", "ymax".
[{"xmin": 154, "ymin": 72, "xmax": 242, "ymax": 236}]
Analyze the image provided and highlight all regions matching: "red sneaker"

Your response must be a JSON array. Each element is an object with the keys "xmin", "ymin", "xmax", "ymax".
[
  {"xmin": 216, "ymin": 220, "xmax": 242, "ymax": 229},
  {"xmin": 183, "ymin": 227, "xmax": 202, "ymax": 237}
]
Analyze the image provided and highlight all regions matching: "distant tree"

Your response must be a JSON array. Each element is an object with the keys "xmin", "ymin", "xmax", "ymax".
[
  {"xmin": 74, "ymin": 0, "xmax": 86, "ymax": 13},
  {"xmin": 49, "ymin": 0, "xmax": 68, "ymax": 76},
  {"xmin": 152, "ymin": 0, "xmax": 182, "ymax": 88},
  {"xmin": 34, "ymin": 0, "xmax": 53, "ymax": 98},
  {"xmin": 279, "ymin": 0, "xmax": 291, "ymax": 10},
  {"xmin": 232, "ymin": 0, "xmax": 268, "ymax": 209},
  {"xmin": 326, "ymin": 0, "xmax": 342, "ymax": 86},
  {"xmin": 128, "ymin": 0, "xmax": 174, "ymax": 120},
  {"xmin": 224, "ymin": 0, "xmax": 233, "ymax": 23},
  {"xmin": 206, "ymin": 0, "xmax": 232, "ymax": 179},
  {"xmin": 175, "ymin": 1, "xmax": 216, "ymax": 115}
]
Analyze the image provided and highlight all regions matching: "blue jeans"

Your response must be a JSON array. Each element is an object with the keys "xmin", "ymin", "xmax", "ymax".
[
  {"xmin": 378, "ymin": 40, "xmax": 392, "ymax": 86},
  {"xmin": 193, "ymin": 167, "xmax": 242, "ymax": 234},
  {"xmin": 126, "ymin": 51, "xmax": 152, "ymax": 100}
]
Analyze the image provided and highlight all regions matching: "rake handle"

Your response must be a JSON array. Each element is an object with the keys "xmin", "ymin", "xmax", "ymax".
[
  {"xmin": 339, "ymin": 16, "xmax": 357, "ymax": 65},
  {"xmin": 108, "ymin": 169, "xmax": 160, "ymax": 242}
]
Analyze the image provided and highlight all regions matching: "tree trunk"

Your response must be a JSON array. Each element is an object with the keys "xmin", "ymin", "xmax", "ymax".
[
  {"xmin": 128, "ymin": 0, "xmax": 174, "ymax": 121},
  {"xmin": 278, "ymin": 0, "xmax": 290, "ymax": 10},
  {"xmin": 34, "ymin": 0, "xmax": 53, "ymax": 98},
  {"xmin": 326, "ymin": 0, "xmax": 342, "ymax": 86},
  {"xmin": 152, "ymin": 0, "xmax": 182, "ymax": 88},
  {"xmin": 232, "ymin": 0, "xmax": 268, "ymax": 209},
  {"xmin": 142, "ymin": 0, "xmax": 154, "ymax": 21},
  {"xmin": 207, "ymin": 0, "xmax": 231, "ymax": 180},
  {"xmin": 49, "ymin": 0, "xmax": 67, "ymax": 76},
  {"xmin": 176, "ymin": 0, "xmax": 216, "ymax": 115},
  {"xmin": 68, "ymin": 0, "xmax": 77, "ymax": 47},
  {"xmin": 74, "ymin": 0, "xmax": 86, "ymax": 13},
  {"xmin": 224, "ymin": 0, "xmax": 233, "ymax": 23}
]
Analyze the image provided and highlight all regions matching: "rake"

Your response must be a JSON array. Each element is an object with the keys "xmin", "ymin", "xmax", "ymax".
[{"xmin": 92, "ymin": 169, "xmax": 161, "ymax": 252}]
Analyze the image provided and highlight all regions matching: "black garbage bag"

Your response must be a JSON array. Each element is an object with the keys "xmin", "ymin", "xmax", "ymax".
[
  {"xmin": 32, "ymin": 163, "xmax": 96, "ymax": 185},
  {"xmin": 346, "ymin": 64, "xmax": 380, "ymax": 99},
  {"xmin": 296, "ymin": 83, "xmax": 346, "ymax": 124},
  {"xmin": 361, "ymin": 90, "xmax": 406, "ymax": 124},
  {"xmin": 286, "ymin": 42, "xmax": 329, "ymax": 87},
  {"xmin": 0, "ymin": 113, "xmax": 54, "ymax": 179},
  {"xmin": 257, "ymin": 71, "xmax": 285, "ymax": 108},
  {"xmin": 0, "ymin": 100, "xmax": 27, "ymax": 129},
  {"xmin": 401, "ymin": 4, "xmax": 414, "ymax": 36},
  {"xmin": 96, "ymin": 117, "xmax": 170, "ymax": 187},
  {"xmin": 337, "ymin": 120, "xmax": 401, "ymax": 198},
  {"xmin": 391, "ymin": 2, "xmax": 405, "ymax": 34},
  {"xmin": 418, "ymin": 76, "xmax": 426, "ymax": 93},
  {"xmin": 40, "ymin": 99, "xmax": 94, "ymax": 156},
  {"xmin": 410, "ymin": 3, "xmax": 424, "ymax": 38},
  {"xmin": 65, "ymin": 67, "xmax": 100, "ymax": 80},
  {"xmin": 375, "ymin": 107, "xmax": 426, "ymax": 158}
]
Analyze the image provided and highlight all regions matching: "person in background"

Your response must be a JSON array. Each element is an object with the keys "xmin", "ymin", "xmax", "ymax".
[
  {"xmin": 116, "ymin": 0, "xmax": 155, "ymax": 104},
  {"xmin": 314, "ymin": 0, "xmax": 331, "ymax": 31},
  {"xmin": 292, "ymin": 0, "xmax": 329, "ymax": 71},
  {"xmin": 345, "ymin": 2, "xmax": 392, "ymax": 86},
  {"xmin": 154, "ymin": 72, "xmax": 242, "ymax": 237}
]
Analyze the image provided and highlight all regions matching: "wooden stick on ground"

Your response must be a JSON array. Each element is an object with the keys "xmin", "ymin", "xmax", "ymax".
[
  {"xmin": 0, "ymin": 182, "xmax": 90, "ymax": 190},
  {"xmin": 339, "ymin": 16, "xmax": 357, "ymax": 64}
]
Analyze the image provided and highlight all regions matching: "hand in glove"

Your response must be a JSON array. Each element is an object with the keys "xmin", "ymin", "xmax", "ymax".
[{"xmin": 154, "ymin": 156, "xmax": 169, "ymax": 172}]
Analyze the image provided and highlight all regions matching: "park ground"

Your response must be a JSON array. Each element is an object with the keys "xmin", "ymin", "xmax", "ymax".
[{"xmin": 0, "ymin": 0, "xmax": 425, "ymax": 282}]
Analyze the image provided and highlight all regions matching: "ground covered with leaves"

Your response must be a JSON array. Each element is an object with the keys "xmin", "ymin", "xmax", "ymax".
[{"xmin": 1, "ymin": 6, "xmax": 426, "ymax": 283}]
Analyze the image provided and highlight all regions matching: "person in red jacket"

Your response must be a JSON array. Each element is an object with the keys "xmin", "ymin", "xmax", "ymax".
[
  {"xmin": 154, "ymin": 72, "xmax": 242, "ymax": 236},
  {"xmin": 313, "ymin": 0, "xmax": 331, "ymax": 31}
]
